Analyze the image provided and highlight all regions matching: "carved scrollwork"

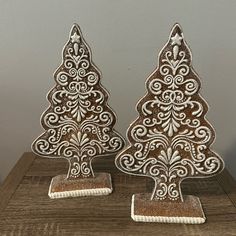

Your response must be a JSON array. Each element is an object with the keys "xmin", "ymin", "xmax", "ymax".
[
  {"xmin": 32, "ymin": 24, "xmax": 125, "ymax": 178},
  {"xmin": 115, "ymin": 23, "xmax": 224, "ymax": 201}
]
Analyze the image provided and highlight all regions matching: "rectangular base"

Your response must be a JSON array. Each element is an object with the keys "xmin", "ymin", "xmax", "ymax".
[
  {"xmin": 48, "ymin": 172, "xmax": 112, "ymax": 199},
  {"xmin": 131, "ymin": 193, "xmax": 206, "ymax": 224}
]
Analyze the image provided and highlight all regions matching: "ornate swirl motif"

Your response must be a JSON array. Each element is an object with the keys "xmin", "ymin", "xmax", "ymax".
[
  {"xmin": 115, "ymin": 23, "xmax": 224, "ymax": 202},
  {"xmin": 32, "ymin": 24, "xmax": 125, "ymax": 179}
]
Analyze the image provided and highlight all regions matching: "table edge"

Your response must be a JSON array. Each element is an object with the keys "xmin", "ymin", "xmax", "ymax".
[
  {"xmin": 0, "ymin": 152, "xmax": 35, "ymax": 211},
  {"xmin": 216, "ymin": 168, "xmax": 236, "ymax": 207}
]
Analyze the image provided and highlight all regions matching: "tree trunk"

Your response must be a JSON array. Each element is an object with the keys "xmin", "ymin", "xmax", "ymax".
[
  {"xmin": 151, "ymin": 178, "xmax": 183, "ymax": 202},
  {"xmin": 66, "ymin": 157, "xmax": 94, "ymax": 180}
]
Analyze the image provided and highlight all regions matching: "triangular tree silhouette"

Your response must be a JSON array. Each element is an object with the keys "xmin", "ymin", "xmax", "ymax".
[
  {"xmin": 115, "ymin": 23, "xmax": 224, "ymax": 223},
  {"xmin": 32, "ymin": 23, "xmax": 125, "ymax": 198}
]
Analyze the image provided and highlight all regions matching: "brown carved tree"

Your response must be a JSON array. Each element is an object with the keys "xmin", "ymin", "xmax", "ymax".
[
  {"xmin": 32, "ymin": 24, "xmax": 125, "ymax": 180},
  {"xmin": 115, "ymin": 24, "xmax": 224, "ymax": 202}
]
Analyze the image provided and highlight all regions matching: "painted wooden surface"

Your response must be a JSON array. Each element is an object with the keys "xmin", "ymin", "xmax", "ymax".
[{"xmin": 0, "ymin": 152, "xmax": 236, "ymax": 235}]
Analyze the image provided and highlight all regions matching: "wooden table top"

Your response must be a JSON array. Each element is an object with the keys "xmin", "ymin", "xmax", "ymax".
[{"xmin": 0, "ymin": 152, "xmax": 236, "ymax": 236}]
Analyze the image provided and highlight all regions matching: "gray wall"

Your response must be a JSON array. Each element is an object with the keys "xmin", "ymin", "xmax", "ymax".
[{"xmin": 0, "ymin": 0, "xmax": 236, "ymax": 181}]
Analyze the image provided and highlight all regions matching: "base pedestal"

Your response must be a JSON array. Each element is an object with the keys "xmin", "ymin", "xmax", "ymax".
[
  {"xmin": 131, "ymin": 193, "xmax": 206, "ymax": 224},
  {"xmin": 48, "ymin": 172, "xmax": 112, "ymax": 199}
]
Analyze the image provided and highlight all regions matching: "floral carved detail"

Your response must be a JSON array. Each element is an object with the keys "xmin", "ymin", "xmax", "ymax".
[
  {"xmin": 32, "ymin": 24, "xmax": 125, "ymax": 179},
  {"xmin": 115, "ymin": 24, "xmax": 224, "ymax": 202}
]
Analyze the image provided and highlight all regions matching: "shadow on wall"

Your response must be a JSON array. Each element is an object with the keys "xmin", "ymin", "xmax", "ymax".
[{"xmin": 224, "ymin": 140, "xmax": 236, "ymax": 179}]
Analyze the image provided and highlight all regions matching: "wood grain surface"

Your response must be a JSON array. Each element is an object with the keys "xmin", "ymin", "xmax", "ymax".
[{"xmin": 0, "ymin": 152, "xmax": 236, "ymax": 236}]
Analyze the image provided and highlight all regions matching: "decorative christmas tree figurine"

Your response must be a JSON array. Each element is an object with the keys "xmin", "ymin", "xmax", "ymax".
[
  {"xmin": 115, "ymin": 23, "xmax": 224, "ymax": 224},
  {"xmin": 32, "ymin": 23, "xmax": 125, "ymax": 199}
]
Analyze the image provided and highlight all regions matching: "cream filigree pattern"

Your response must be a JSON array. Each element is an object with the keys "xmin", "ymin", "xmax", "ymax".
[
  {"xmin": 115, "ymin": 24, "xmax": 224, "ymax": 201},
  {"xmin": 32, "ymin": 24, "xmax": 124, "ymax": 179}
]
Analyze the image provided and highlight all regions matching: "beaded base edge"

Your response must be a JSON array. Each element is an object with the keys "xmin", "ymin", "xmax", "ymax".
[
  {"xmin": 131, "ymin": 195, "xmax": 206, "ymax": 224},
  {"xmin": 48, "ymin": 187, "xmax": 112, "ymax": 199},
  {"xmin": 48, "ymin": 174, "xmax": 113, "ymax": 199}
]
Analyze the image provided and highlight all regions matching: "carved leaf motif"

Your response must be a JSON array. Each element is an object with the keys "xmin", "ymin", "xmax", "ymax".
[
  {"xmin": 70, "ymin": 132, "xmax": 89, "ymax": 147},
  {"xmin": 158, "ymin": 148, "xmax": 181, "ymax": 165}
]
